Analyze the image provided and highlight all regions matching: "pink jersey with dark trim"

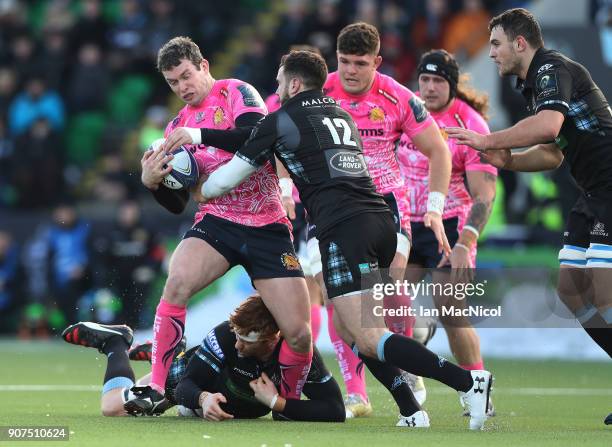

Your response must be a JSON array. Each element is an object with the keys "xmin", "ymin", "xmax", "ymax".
[
  {"xmin": 397, "ymin": 98, "xmax": 497, "ymax": 223},
  {"xmin": 324, "ymin": 71, "xmax": 435, "ymax": 193},
  {"xmin": 166, "ymin": 79, "xmax": 288, "ymax": 227}
]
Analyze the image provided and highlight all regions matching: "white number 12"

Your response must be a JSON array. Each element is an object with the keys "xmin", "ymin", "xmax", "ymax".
[{"xmin": 322, "ymin": 117, "xmax": 357, "ymax": 146}]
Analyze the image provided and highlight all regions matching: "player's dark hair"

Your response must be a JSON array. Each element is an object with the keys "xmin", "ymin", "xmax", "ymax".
[
  {"xmin": 456, "ymin": 74, "xmax": 490, "ymax": 121},
  {"xmin": 337, "ymin": 22, "xmax": 380, "ymax": 56},
  {"xmin": 157, "ymin": 36, "xmax": 204, "ymax": 72},
  {"xmin": 229, "ymin": 294, "xmax": 279, "ymax": 340},
  {"xmin": 489, "ymin": 8, "xmax": 544, "ymax": 49},
  {"xmin": 280, "ymin": 50, "xmax": 328, "ymax": 90},
  {"xmin": 289, "ymin": 44, "xmax": 321, "ymax": 55}
]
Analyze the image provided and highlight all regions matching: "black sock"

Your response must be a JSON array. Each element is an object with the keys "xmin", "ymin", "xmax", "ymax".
[
  {"xmin": 358, "ymin": 353, "xmax": 420, "ymax": 417},
  {"xmin": 102, "ymin": 336, "xmax": 135, "ymax": 384},
  {"xmin": 383, "ymin": 334, "xmax": 473, "ymax": 392}
]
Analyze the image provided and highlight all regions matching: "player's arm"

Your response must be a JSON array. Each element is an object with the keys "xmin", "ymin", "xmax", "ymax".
[
  {"xmin": 249, "ymin": 372, "xmax": 345, "ymax": 422},
  {"xmin": 447, "ymin": 110, "xmax": 565, "ymax": 150},
  {"xmin": 195, "ymin": 114, "xmax": 278, "ymax": 202},
  {"xmin": 141, "ymin": 141, "xmax": 189, "ymax": 214},
  {"xmin": 162, "ymin": 112, "xmax": 265, "ymax": 154},
  {"xmin": 448, "ymin": 62, "xmax": 571, "ymax": 151},
  {"xmin": 411, "ymin": 123, "xmax": 452, "ymax": 255},
  {"xmin": 460, "ymin": 170, "xmax": 497, "ymax": 248},
  {"xmin": 276, "ymin": 157, "xmax": 295, "ymax": 219},
  {"xmin": 481, "ymin": 142, "xmax": 564, "ymax": 172}
]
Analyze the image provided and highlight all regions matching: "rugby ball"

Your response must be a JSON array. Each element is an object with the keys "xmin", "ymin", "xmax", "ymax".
[{"xmin": 148, "ymin": 139, "xmax": 199, "ymax": 190}]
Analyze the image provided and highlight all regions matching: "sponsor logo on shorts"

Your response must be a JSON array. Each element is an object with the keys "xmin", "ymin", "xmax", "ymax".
[
  {"xmin": 358, "ymin": 262, "xmax": 378, "ymax": 274},
  {"xmin": 591, "ymin": 221, "xmax": 609, "ymax": 237},
  {"xmin": 281, "ymin": 252, "xmax": 302, "ymax": 270}
]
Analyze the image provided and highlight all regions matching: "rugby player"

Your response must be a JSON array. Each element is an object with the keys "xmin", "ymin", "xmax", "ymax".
[
  {"xmin": 126, "ymin": 37, "xmax": 313, "ymax": 415},
  {"xmin": 188, "ymin": 50, "xmax": 493, "ymax": 430},
  {"xmin": 61, "ymin": 295, "xmax": 344, "ymax": 422},
  {"xmin": 398, "ymin": 49, "xmax": 497, "ymax": 416},
  {"xmin": 316, "ymin": 22, "xmax": 453, "ymax": 414},
  {"xmin": 446, "ymin": 8, "xmax": 612, "ymax": 362}
]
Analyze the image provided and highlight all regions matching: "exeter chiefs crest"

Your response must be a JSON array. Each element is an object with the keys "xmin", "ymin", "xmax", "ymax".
[
  {"xmin": 213, "ymin": 107, "xmax": 225, "ymax": 125},
  {"xmin": 281, "ymin": 253, "xmax": 301, "ymax": 271},
  {"xmin": 369, "ymin": 106, "xmax": 385, "ymax": 122}
]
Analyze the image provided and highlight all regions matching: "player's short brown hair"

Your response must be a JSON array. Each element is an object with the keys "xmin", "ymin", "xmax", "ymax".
[
  {"xmin": 157, "ymin": 36, "xmax": 204, "ymax": 72},
  {"xmin": 280, "ymin": 50, "xmax": 328, "ymax": 90},
  {"xmin": 489, "ymin": 8, "xmax": 544, "ymax": 49},
  {"xmin": 229, "ymin": 294, "xmax": 279, "ymax": 340},
  {"xmin": 337, "ymin": 22, "xmax": 380, "ymax": 56}
]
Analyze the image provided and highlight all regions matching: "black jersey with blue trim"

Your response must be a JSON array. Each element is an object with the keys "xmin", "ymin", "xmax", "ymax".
[
  {"xmin": 235, "ymin": 89, "xmax": 391, "ymax": 238},
  {"xmin": 195, "ymin": 321, "xmax": 331, "ymax": 412},
  {"xmin": 518, "ymin": 47, "xmax": 612, "ymax": 192}
]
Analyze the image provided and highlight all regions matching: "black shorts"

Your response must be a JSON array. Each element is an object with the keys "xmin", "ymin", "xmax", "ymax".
[
  {"xmin": 408, "ymin": 217, "xmax": 460, "ymax": 268},
  {"xmin": 382, "ymin": 192, "xmax": 407, "ymax": 236},
  {"xmin": 184, "ymin": 214, "xmax": 304, "ymax": 280},
  {"xmin": 319, "ymin": 212, "xmax": 396, "ymax": 299},
  {"xmin": 563, "ymin": 192, "xmax": 612, "ymax": 248},
  {"xmin": 291, "ymin": 203, "xmax": 308, "ymax": 253}
]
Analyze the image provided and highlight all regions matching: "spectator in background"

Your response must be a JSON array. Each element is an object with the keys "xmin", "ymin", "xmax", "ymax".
[
  {"xmin": 0, "ymin": 115, "xmax": 14, "ymax": 207},
  {"xmin": 0, "ymin": 66, "xmax": 17, "ymax": 115},
  {"xmin": 12, "ymin": 118, "xmax": 64, "ymax": 208},
  {"xmin": 142, "ymin": 0, "xmax": 185, "ymax": 63},
  {"xmin": 412, "ymin": 0, "xmax": 451, "ymax": 52},
  {"xmin": 45, "ymin": 201, "xmax": 93, "ymax": 329},
  {"xmin": 38, "ymin": 27, "xmax": 69, "ymax": 93},
  {"xmin": 70, "ymin": 0, "xmax": 109, "ymax": 52},
  {"xmin": 0, "ymin": 229, "xmax": 22, "ymax": 333},
  {"xmin": 300, "ymin": 0, "xmax": 348, "ymax": 69},
  {"xmin": 138, "ymin": 105, "xmax": 168, "ymax": 152},
  {"xmin": 107, "ymin": 0, "xmax": 148, "ymax": 74},
  {"xmin": 67, "ymin": 43, "xmax": 109, "ymax": 113},
  {"xmin": 442, "ymin": 0, "xmax": 492, "ymax": 60},
  {"xmin": 98, "ymin": 199, "xmax": 165, "ymax": 328},
  {"xmin": 8, "ymin": 76, "xmax": 65, "ymax": 135},
  {"xmin": 9, "ymin": 33, "xmax": 38, "ymax": 80}
]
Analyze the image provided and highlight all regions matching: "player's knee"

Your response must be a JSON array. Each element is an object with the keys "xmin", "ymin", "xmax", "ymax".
[
  {"xmin": 354, "ymin": 337, "xmax": 377, "ymax": 359},
  {"xmin": 284, "ymin": 324, "xmax": 312, "ymax": 352},
  {"xmin": 163, "ymin": 272, "xmax": 196, "ymax": 305}
]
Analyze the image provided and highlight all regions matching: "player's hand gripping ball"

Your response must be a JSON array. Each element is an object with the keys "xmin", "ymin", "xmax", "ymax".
[{"xmin": 149, "ymin": 138, "xmax": 199, "ymax": 190}]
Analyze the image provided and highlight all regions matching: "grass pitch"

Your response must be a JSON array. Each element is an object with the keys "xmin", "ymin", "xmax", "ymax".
[{"xmin": 1, "ymin": 340, "xmax": 610, "ymax": 447}]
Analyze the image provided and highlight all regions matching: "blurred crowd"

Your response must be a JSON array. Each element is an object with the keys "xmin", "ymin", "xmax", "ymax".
[{"xmin": 2, "ymin": 0, "xmax": 586, "ymax": 336}]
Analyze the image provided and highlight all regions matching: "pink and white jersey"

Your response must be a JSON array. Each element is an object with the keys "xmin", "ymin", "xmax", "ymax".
[
  {"xmin": 324, "ymin": 71, "xmax": 435, "ymax": 194},
  {"xmin": 166, "ymin": 79, "xmax": 288, "ymax": 228},
  {"xmin": 398, "ymin": 98, "xmax": 497, "ymax": 223}
]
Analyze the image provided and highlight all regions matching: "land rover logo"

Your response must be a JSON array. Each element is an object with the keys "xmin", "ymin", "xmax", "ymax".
[{"xmin": 330, "ymin": 152, "xmax": 367, "ymax": 174}]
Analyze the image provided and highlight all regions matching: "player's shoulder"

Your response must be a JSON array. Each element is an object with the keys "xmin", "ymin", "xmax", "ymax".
[
  {"xmin": 323, "ymin": 71, "xmax": 339, "ymax": 94},
  {"xmin": 223, "ymin": 78, "xmax": 266, "ymax": 108},
  {"xmin": 532, "ymin": 48, "xmax": 573, "ymax": 77},
  {"xmin": 201, "ymin": 321, "xmax": 233, "ymax": 358},
  {"xmin": 375, "ymin": 71, "xmax": 413, "ymax": 103}
]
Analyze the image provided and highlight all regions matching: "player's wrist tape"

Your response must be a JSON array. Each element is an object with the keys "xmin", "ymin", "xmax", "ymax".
[
  {"xmin": 463, "ymin": 225, "xmax": 480, "ymax": 239},
  {"xmin": 427, "ymin": 192, "xmax": 446, "ymax": 215},
  {"xmin": 182, "ymin": 127, "xmax": 202, "ymax": 145},
  {"xmin": 454, "ymin": 243, "xmax": 470, "ymax": 252},
  {"xmin": 269, "ymin": 393, "xmax": 279, "ymax": 410},
  {"xmin": 279, "ymin": 178, "xmax": 293, "ymax": 198}
]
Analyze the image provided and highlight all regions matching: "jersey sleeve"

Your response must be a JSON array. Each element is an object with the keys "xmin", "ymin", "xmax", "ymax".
[
  {"xmin": 533, "ymin": 60, "xmax": 572, "ymax": 116},
  {"xmin": 229, "ymin": 80, "xmax": 268, "ymax": 120},
  {"xmin": 235, "ymin": 113, "xmax": 278, "ymax": 167},
  {"xmin": 401, "ymin": 90, "xmax": 435, "ymax": 138},
  {"xmin": 194, "ymin": 323, "xmax": 232, "ymax": 373}
]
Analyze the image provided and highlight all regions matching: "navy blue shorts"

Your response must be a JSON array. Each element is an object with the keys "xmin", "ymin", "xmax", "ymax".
[
  {"xmin": 408, "ymin": 217, "xmax": 460, "ymax": 268},
  {"xmin": 184, "ymin": 214, "xmax": 304, "ymax": 280}
]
